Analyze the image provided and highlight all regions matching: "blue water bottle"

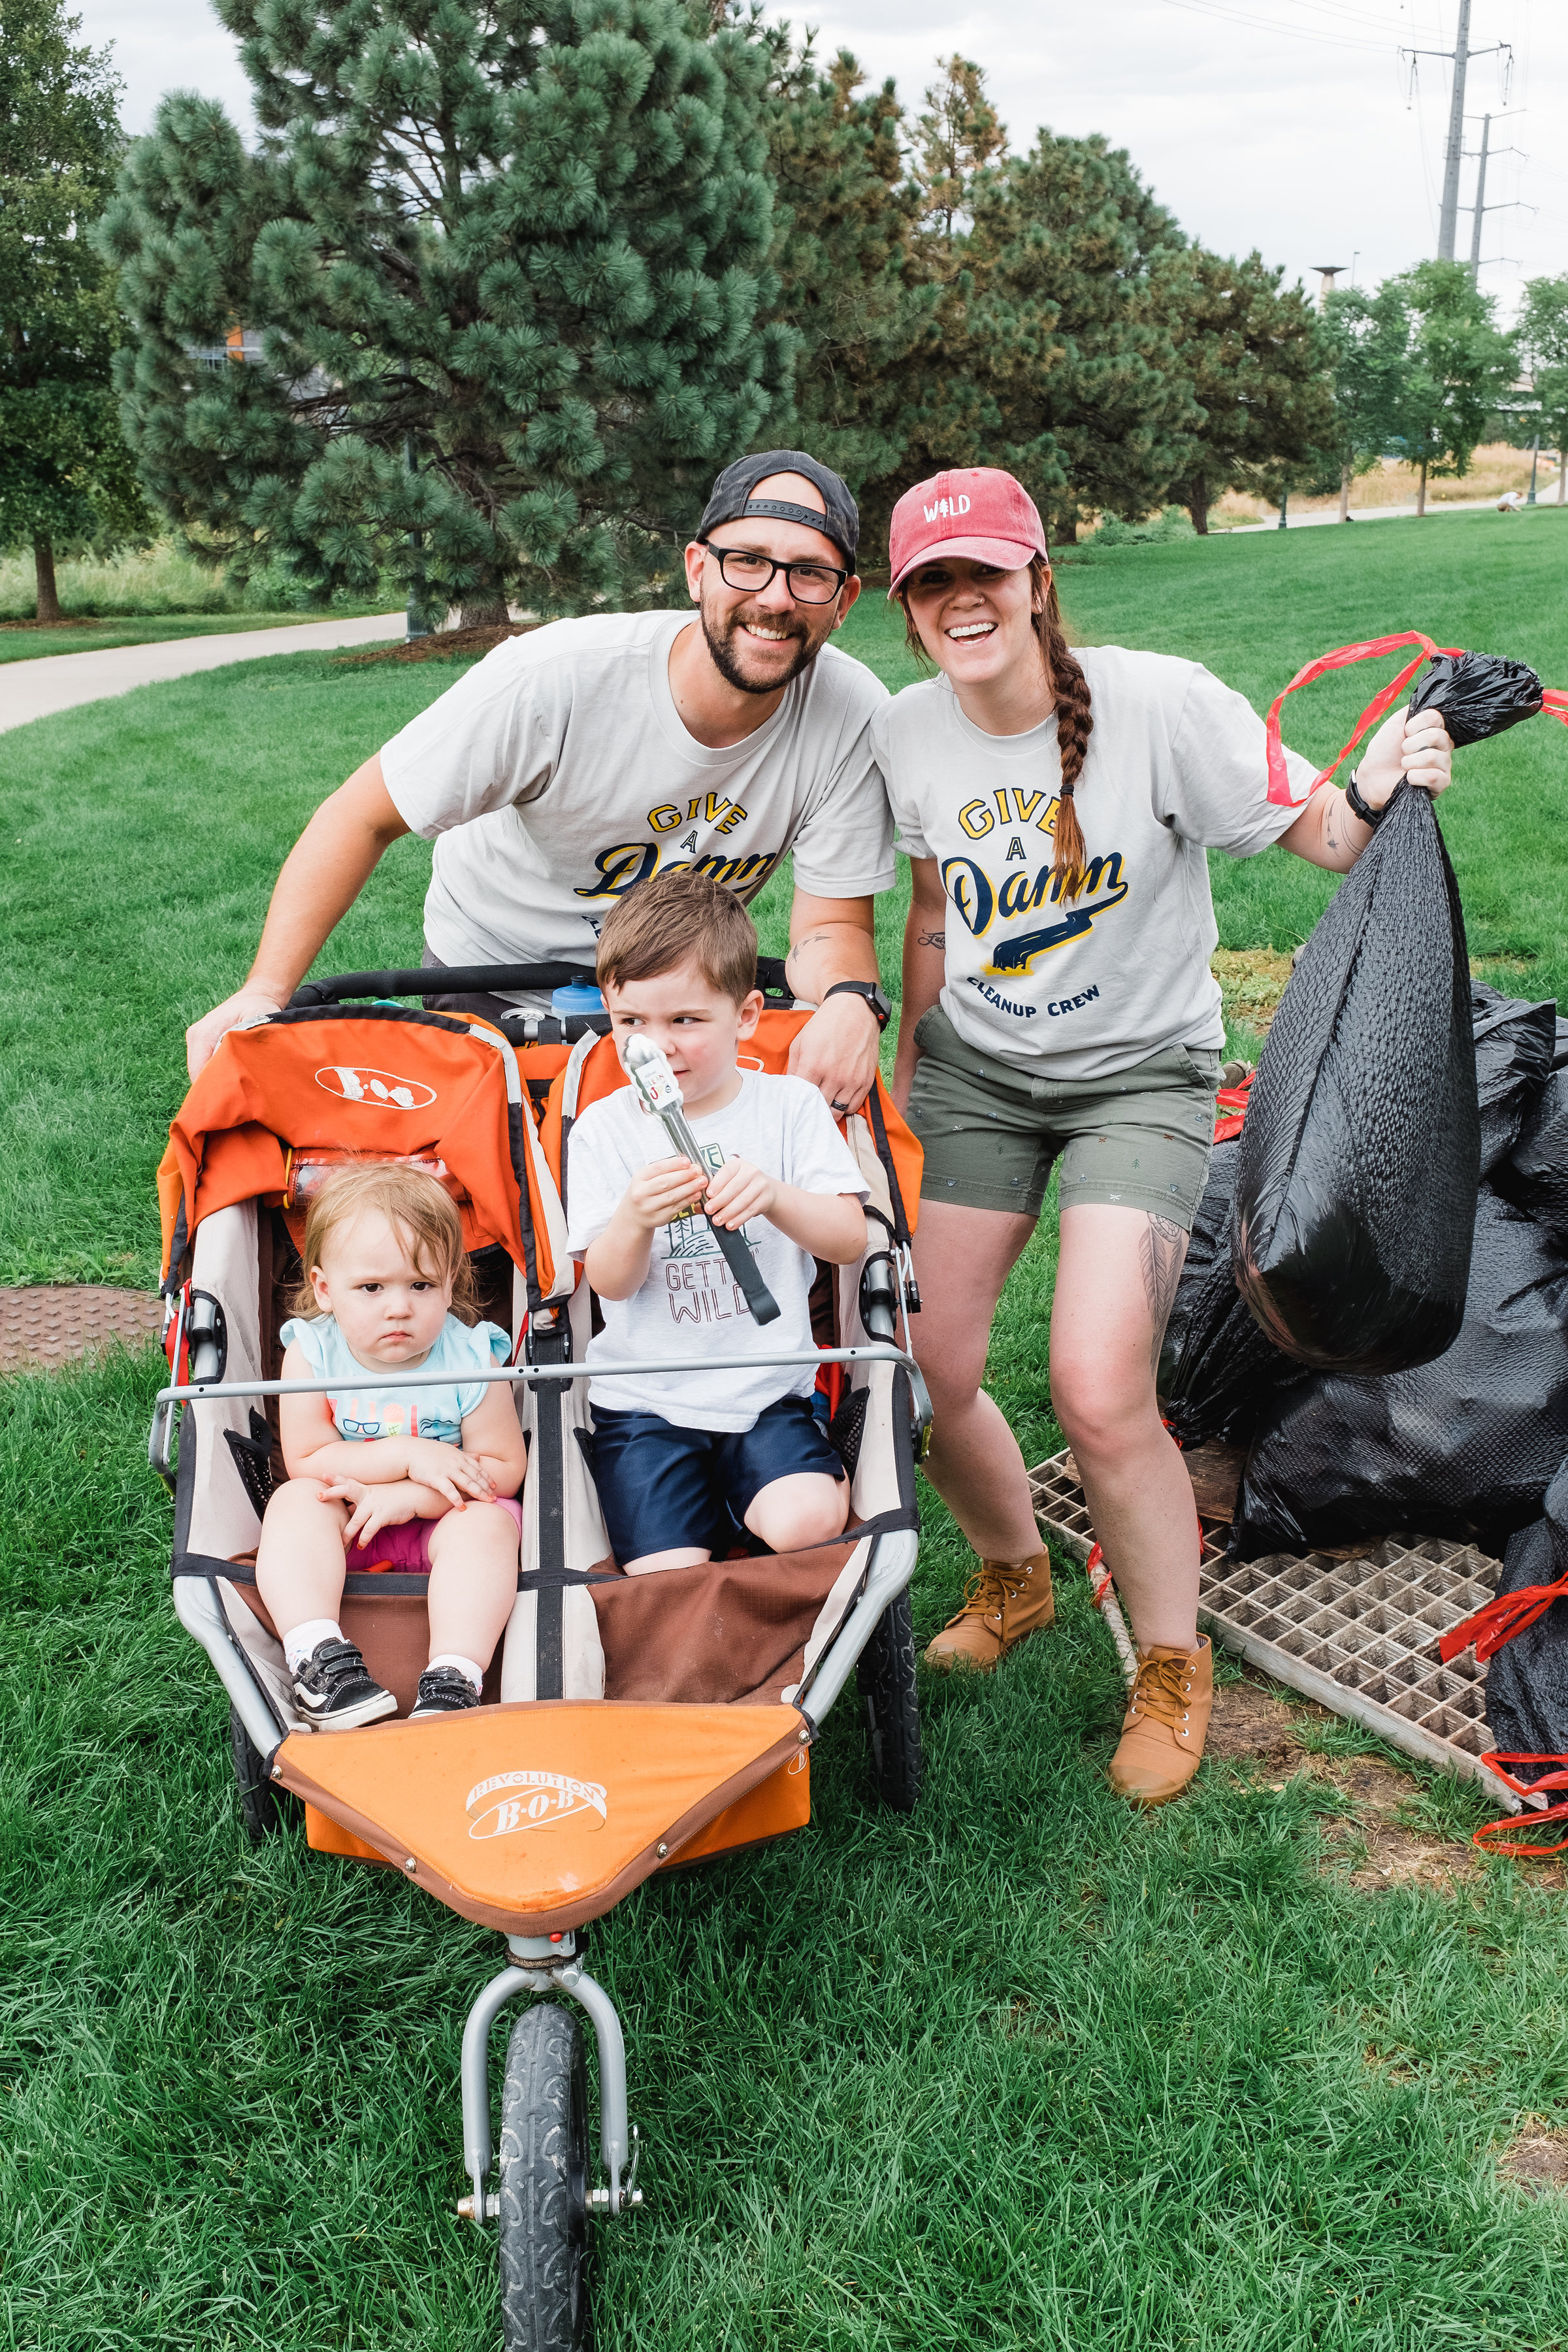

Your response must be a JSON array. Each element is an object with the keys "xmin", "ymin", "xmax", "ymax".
[{"xmin": 550, "ymin": 981, "xmax": 606, "ymax": 1018}]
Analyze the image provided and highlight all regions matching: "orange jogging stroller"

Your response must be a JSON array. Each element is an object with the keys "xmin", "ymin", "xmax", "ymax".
[{"xmin": 151, "ymin": 960, "xmax": 928, "ymax": 2351}]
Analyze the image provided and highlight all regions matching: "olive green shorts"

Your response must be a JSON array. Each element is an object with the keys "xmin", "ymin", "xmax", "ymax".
[{"xmin": 906, "ymin": 1004, "xmax": 1220, "ymax": 1232}]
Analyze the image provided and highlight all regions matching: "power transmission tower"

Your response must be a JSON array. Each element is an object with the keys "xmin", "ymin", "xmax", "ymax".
[
  {"xmin": 1465, "ymin": 110, "xmax": 1528, "ymax": 276},
  {"xmin": 1402, "ymin": 1, "xmax": 1512, "ymax": 259}
]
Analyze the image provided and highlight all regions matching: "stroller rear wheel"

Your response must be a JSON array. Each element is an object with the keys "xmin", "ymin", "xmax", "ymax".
[
  {"xmin": 499, "ymin": 2002, "xmax": 594, "ymax": 2352},
  {"xmin": 857, "ymin": 1587, "xmax": 923, "ymax": 1813},
  {"xmin": 230, "ymin": 1703, "xmax": 286, "ymax": 1844}
]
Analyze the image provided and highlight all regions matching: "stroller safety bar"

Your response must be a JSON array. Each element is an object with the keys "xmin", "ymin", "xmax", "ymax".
[{"xmin": 154, "ymin": 1343, "xmax": 917, "ymax": 1407}]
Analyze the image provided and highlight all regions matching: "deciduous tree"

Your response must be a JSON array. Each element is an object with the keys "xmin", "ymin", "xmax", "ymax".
[
  {"xmin": 1318, "ymin": 281, "xmax": 1409, "ymax": 519},
  {"xmin": 1382, "ymin": 259, "xmax": 1516, "ymax": 516},
  {"xmin": 1515, "ymin": 274, "xmax": 1568, "ymax": 506},
  {"xmin": 0, "ymin": 0, "xmax": 149, "ymax": 621}
]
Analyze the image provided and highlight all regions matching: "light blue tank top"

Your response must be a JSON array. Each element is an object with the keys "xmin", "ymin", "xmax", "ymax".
[{"xmin": 279, "ymin": 1313, "xmax": 512, "ymax": 1446}]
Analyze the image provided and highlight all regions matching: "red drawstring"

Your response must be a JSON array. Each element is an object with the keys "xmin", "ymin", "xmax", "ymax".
[
  {"xmin": 1264, "ymin": 630, "xmax": 1458, "ymax": 808},
  {"xmin": 1475, "ymin": 1754, "xmax": 1568, "ymax": 1856},
  {"xmin": 1264, "ymin": 633, "xmax": 1568, "ymax": 811},
  {"xmin": 1439, "ymin": 1571, "xmax": 1568, "ymax": 1665},
  {"xmin": 1213, "ymin": 1068, "xmax": 1253, "ymax": 1142}
]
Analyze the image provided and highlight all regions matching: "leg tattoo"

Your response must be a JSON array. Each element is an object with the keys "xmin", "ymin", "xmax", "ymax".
[{"xmin": 1139, "ymin": 1213, "xmax": 1186, "ymax": 1381}]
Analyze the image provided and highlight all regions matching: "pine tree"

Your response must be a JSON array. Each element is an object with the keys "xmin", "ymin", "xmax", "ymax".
[
  {"xmin": 921, "ymin": 127, "xmax": 1196, "ymax": 540},
  {"xmin": 97, "ymin": 0, "xmax": 793, "ymax": 623},
  {"xmin": 757, "ymin": 29, "xmax": 938, "ymax": 549},
  {"xmin": 1158, "ymin": 249, "xmax": 1334, "ymax": 533},
  {"xmin": 1514, "ymin": 275, "xmax": 1568, "ymax": 506},
  {"xmin": 0, "ymin": 0, "xmax": 150, "ymax": 621},
  {"xmin": 1383, "ymin": 261, "xmax": 1516, "ymax": 516},
  {"xmin": 912, "ymin": 55, "xmax": 1004, "ymax": 250}
]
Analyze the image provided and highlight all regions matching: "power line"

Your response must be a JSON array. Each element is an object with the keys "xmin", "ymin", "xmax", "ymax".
[{"xmin": 1162, "ymin": 0, "xmax": 1399, "ymax": 54}]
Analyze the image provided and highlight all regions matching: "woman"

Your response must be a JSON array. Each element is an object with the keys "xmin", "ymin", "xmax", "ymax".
[{"xmin": 872, "ymin": 468, "xmax": 1454, "ymax": 1806}]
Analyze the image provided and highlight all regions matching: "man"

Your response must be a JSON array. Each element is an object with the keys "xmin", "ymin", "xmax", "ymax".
[{"xmin": 185, "ymin": 451, "xmax": 895, "ymax": 1109}]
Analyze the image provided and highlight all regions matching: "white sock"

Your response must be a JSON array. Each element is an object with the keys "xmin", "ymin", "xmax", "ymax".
[
  {"xmin": 427, "ymin": 1652, "xmax": 484, "ymax": 1694},
  {"xmin": 285, "ymin": 1618, "xmax": 344, "ymax": 1672}
]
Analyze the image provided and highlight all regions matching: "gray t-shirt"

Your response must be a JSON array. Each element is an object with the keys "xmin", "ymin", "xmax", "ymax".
[
  {"xmin": 564, "ymin": 1071, "xmax": 868, "ymax": 1431},
  {"xmin": 871, "ymin": 645, "xmax": 1319, "ymax": 1081},
  {"xmin": 380, "ymin": 612, "xmax": 894, "ymax": 992}
]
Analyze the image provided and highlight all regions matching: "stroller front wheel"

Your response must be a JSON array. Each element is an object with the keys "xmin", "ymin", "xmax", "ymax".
[{"xmin": 499, "ymin": 2002, "xmax": 594, "ymax": 2352}]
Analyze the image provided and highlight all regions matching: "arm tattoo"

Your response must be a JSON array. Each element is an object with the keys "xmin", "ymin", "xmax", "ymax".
[
  {"xmin": 785, "ymin": 930, "xmax": 835, "ymax": 970},
  {"xmin": 1139, "ymin": 1213, "xmax": 1187, "ymax": 1380},
  {"xmin": 917, "ymin": 928, "xmax": 945, "ymax": 948}
]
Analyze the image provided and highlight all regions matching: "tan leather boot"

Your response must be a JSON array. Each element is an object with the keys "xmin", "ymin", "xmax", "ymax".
[
  {"xmin": 1107, "ymin": 1635, "xmax": 1213, "ymax": 1806},
  {"xmin": 923, "ymin": 1551, "xmax": 1056, "ymax": 1673}
]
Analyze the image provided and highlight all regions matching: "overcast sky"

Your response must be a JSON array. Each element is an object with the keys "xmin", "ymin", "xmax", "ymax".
[{"xmin": 76, "ymin": 0, "xmax": 1560, "ymax": 319}]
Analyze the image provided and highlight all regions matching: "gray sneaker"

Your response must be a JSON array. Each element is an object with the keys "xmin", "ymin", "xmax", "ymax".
[{"xmin": 292, "ymin": 1638, "xmax": 398, "ymax": 1731}]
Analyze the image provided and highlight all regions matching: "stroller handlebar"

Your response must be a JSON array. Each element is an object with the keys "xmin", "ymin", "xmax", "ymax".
[
  {"xmin": 155, "ymin": 1343, "xmax": 915, "ymax": 1407},
  {"xmin": 289, "ymin": 956, "xmax": 799, "ymax": 1009},
  {"xmin": 290, "ymin": 962, "xmax": 595, "ymax": 1005}
]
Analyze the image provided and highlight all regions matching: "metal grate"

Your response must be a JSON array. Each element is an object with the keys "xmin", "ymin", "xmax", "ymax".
[
  {"xmin": 0, "ymin": 1285, "xmax": 163, "ymax": 1375},
  {"xmin": 1028, "ymin": 1451, "xmax": 1515, "ymax": 1805}
]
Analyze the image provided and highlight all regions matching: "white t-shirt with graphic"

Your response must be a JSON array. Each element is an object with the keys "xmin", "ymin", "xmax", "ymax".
[
  {"xmin": 871, "ymin": 645, "xmax": 1319, "ymax": 1081},
  {"xmin": 380, "ymin": 612, "xmax": 895, "ymax": 997},
  {"xmin": 564, "ymin": 1071, "xmax": 870, "ymax": 1432}
]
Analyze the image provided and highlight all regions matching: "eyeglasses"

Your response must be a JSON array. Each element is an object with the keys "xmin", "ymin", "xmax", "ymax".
[{"xmin": 704, "ymin": 543, "xmax": 849, "ymax": 605}]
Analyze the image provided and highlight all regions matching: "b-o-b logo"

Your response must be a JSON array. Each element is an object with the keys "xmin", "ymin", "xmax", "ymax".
[
  {"xmin": 466, "ymin": 1770, "xmax": 608, "ymax": 1839},
  {"xmin": 315, "ymin": 1066, "xmax": 436, "ymax": 1111}
]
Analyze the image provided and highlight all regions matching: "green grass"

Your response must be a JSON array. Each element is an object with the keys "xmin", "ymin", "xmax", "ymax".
[
  {"xmin": 0, "ymin": 610, "xmax": 398, "ymax": 664},
  {"xmin": 0, "ymin": 538, "xmax": 392, "ymax": 624},
  {"xmin": 7, "ymin": 1345, "xmax": 1568, "ymax": 2352},
  {"xmin": 6, "ymin": 515, "xmax": 1568, "ymax": 2349}
]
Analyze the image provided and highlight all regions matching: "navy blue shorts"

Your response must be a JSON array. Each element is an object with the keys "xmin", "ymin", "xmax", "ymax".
[{"xmin": 590, "ymin": 1396, "xmax": 846, "ymax": 1563}]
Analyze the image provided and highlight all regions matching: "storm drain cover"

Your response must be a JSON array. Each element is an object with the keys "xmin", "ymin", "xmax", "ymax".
[
  {"xmin": 1029, "ymin": 1450, "xmax": 1508, "ymax": 1801},
  {"xmin": 0, "ymin": 1285, "xmax": 163, "ymax": 1374}
]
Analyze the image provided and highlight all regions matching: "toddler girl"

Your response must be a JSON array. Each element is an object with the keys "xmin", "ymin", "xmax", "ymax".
[{"xmin": 255, "ymin": 1162, "xmax": 527, "ymax": 1727}]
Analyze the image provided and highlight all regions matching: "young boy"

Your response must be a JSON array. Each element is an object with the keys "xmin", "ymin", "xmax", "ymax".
[{"xmin": 566, "ymin": 870, "xmax": 872, "ymax": 1573}]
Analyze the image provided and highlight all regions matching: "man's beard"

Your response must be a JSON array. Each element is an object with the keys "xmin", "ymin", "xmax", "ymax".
[{"xmin": 700, "ymin": 597, "xmax": 830, "ymax": 695}]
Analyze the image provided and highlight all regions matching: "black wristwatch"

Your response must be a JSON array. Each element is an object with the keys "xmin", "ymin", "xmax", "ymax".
[
  {"xmin": 1344, "ymin": 769, "xmax": 1386, "ymax": 830},
  {"xmin": 823, "ymin": 979, "xmax": 892, "ymax": 1032}
]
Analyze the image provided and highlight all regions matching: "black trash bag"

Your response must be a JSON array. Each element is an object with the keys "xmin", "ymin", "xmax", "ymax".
[
  {"xmin": 1230, "ymin": 1185, "xmax": 1568, "ymax": 1560},
  {"xmin": 1496, "ymin": 1066, "xmax": 1568, "ymax": 1237},
  {"xmin": 1409, "ymin": 650, "xmax": 1544, "ymax": 743},
  {"xmin": 1157, "ymin": 1141, "xmax": 1305, "ymax": 1448},
  {"xmin": 1470, "ymin": 981, "xmax": 1558, "ymax": 1176},
  {"xmin": 1481, "ymin": 1458, "xmax": 1568, "ymax": 1771},
  {"xmin": 1233, "ymin": 781, "xmax": 1480, "ymax": 1374}
]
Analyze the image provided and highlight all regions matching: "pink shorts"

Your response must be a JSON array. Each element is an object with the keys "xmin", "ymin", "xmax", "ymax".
[{"xmin": 350, "ymin": 1494, "xmax": 523, "ymax": 1573}]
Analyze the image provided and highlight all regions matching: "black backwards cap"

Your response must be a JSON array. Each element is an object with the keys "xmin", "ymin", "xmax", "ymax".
[{"xmin": 696, "ymin": 449, "xmax": 859, "ymax": 572}]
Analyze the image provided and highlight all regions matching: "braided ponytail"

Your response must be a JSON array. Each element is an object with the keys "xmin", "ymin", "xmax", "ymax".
[
  {"xmin": 1032, "ymin": 559, "xmax": 1094, "ymax": 903},
  {"xmin": 897, "ymin": 551, "xmax": 1095, "ymax": 902}
]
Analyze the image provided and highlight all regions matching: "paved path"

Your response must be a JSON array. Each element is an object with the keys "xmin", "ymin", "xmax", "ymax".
[
  {"xmin": 0, "ymin": 610, "xmax": 407, "ymax": 734},
  {"xmin": 1229, "ymin": 491, "xmax": 1565, "ymax": 533}
]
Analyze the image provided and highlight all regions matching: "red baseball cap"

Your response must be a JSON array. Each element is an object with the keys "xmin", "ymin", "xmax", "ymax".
[{"xmin": 887, "ymin": 467, "xmax": 1049, "ymax": 595}]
